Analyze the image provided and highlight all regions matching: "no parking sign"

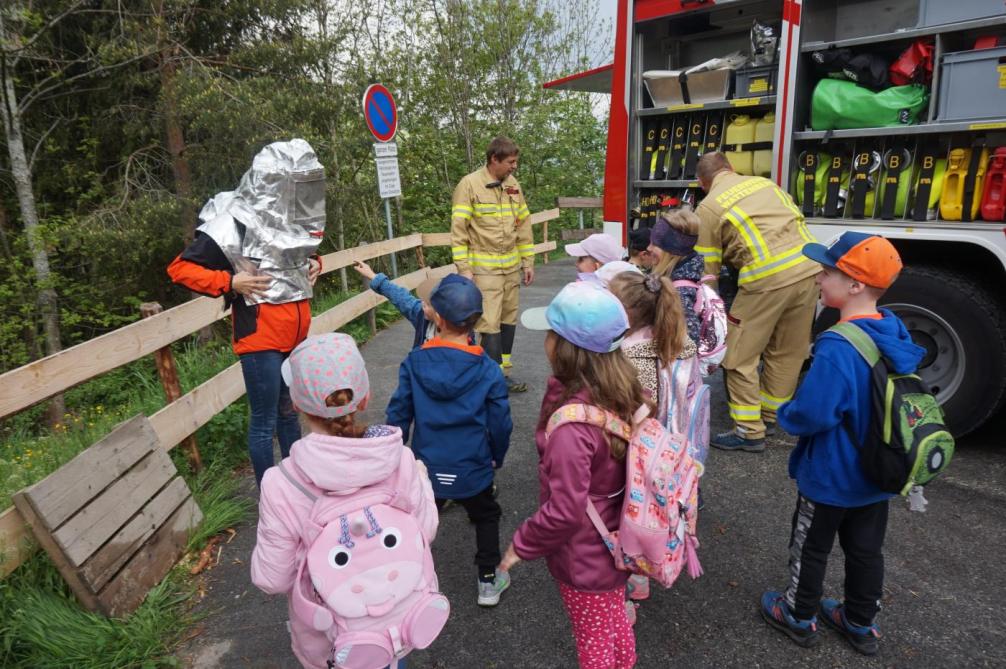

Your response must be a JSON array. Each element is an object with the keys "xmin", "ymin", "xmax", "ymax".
[{"xmin": 362, "ymin": 84, "xmax": 398, "ymax": 143}]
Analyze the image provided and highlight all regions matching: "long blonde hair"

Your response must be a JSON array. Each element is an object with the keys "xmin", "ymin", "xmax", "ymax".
[
  {"xmin": 608, "ymin": 272, "xmax": 688, "ymax": 365},
  {"xmin": 543, "ymin": 332, "xmax": 653, "ymax": 460},
  {"xmin": 307, "ymin": 389, "xmax": 369, "ymax": 438}
]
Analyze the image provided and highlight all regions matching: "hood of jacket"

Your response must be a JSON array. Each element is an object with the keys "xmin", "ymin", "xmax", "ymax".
[
  {"xmin": 819, "ymin": 308, "xmax": 925, "ymax": 374},
  {"xmin": 288, "ymin": 428, "xmax": 403, "ymax": 493},
  {"xmin": 411, "ymin": 344, "xmax": 489, "ymax": 400}
]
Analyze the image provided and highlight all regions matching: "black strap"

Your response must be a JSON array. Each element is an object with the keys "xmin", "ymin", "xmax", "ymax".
[
  {"xmin": 668, "ymin": 118, "xmax": 688, "ymax": 179},
  {"xmin": 961, "ymin": 141, "xmax": 985, "ymax": 222},
  {"xmin": 824, "ymin": 154, "xmax": 846, "ymax": 218},
  {"xmin": 799, "ymin": 151, "xmax": 818, "ymax": 217},
  {"xmin": 849, "ymin": 151, "xmax": 875, "ymax": 219},
  {"xmin": 641, "ymin": 119, "xmax": 658, "ymax": 180},
  {"xmin": 911, "ymin": 142, "xmax": 940, "ymax": 221},
  {"xmin": 679, "ymin": 72, "xmax": 692, "ymax": 104},
  {"xmin": 652, "ymin": 117, "xmax": 672, "ymax": 180},
  {"xmin": 704, "ymin": 113, "xmax": 723, "ymax": 153},
  {"xmin": 683, "ymin": 113, "xmax": 705, "ymax": 179},
  {"xmin": 881, "ymin": 147, "xmax": 910, "ymax": 220},
  {"xmin": 721, "ymin": 141, "xmax": 774, "ymax": 152}
]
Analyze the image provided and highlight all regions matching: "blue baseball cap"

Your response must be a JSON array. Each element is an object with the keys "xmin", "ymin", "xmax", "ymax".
[
  {"xmin": 520, "ymin": 282, "xmax": 630, "ymax": 353},
  {"xmin": 430, "ymin": 274, "xmax": 483, "ymax": 326}
]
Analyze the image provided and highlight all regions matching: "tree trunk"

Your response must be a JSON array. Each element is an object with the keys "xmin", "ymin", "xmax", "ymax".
[
  {"xmin": 160, "ymin": 45, "xmax": 196, "ymax": 242},
  {"xmin": 1, "ymin": 64, "xmax": 65, "ymax": 423}
]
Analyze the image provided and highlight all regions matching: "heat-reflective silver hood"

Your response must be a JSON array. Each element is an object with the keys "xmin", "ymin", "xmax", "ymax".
[{"xmin": 197, "ymin": 139, "xmax": 325, "ymax": 305}]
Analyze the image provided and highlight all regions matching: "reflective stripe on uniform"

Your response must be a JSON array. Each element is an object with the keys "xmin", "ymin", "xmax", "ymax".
[
  {"xmin": 771, "ymin": 187, "xmax": 816, "ymax": 243},
  {"xmin": 517, "ymin": 204, "xmax": 531, "ymax": 220},
  {"xmin": 452, "ymin": 245, "xmax": 469, "ymax": 261},
  {"xmin": 517, "ymin": 243, "xmax": 535, "ymax": 258},
  {"xmin": 729, "ymin": 402, "xmax": 761, "ymax": 421},
  {"xmin": 738, "ymin": 242, "xmax": 812, "ymax": 285},
  {"xmin": 452, "ymin": 205, "xmax": 473, "ymax": 220},
  {"xmin": 469, "ymin": 251, "xmax": 519, "ymax": 269},
  {"xmin": 696, "ymin": 245, "xmax": 723, "ymax": 262},
  {"xmin": 759, "ymin": 390, "xmax": 791, "ymax": 410},
  {"xmin": 725, "ymin": 205, "xmax": 770, "ymax": 262}
]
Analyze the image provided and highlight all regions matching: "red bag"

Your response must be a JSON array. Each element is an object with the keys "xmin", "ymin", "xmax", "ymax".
[{"xmin": 889, "ymin": 39, "xmax": 934, "ymax": 86}]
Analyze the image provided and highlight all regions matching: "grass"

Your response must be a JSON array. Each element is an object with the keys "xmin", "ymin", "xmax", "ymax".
[{"xmin": 0, "ymin": 277, "xmax": 407, "ymax": 668}]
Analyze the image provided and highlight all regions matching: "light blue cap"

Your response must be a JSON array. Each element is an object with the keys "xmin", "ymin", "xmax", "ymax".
[{"xmin": 520, "ymin": 281, "xmax": 630, "ymax": 353}]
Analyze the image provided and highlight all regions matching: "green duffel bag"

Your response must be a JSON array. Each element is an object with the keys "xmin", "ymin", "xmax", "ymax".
[{"xmin": 811, "ymin": 80, "xmax": 929, "ymax": 130}]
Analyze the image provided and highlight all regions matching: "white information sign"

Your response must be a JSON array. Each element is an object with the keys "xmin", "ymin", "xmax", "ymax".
[{"xmin": 374, "ymin": 142, "xmax": 402, "ymax": 198}]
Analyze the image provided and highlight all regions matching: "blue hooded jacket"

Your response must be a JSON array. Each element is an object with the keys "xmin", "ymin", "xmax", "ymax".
[
  {"xmin": 386, "ymin": 341, "xmax": 512, "ymax": 499},
  {"xmin": 779, "ymin": 309, "xmax": 926, "ymax": 507}
]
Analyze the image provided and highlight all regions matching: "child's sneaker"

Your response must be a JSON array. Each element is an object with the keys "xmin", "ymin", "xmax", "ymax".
[
  {"xmin": 477, "ymin": 569, "xmax": 511, "ymax": 607},
  {"xmin": 625, "ymin": 600, "xmax": 638, "ymax": 626},
  {"xmin": 820, "ymin": 598, "xmax": 880, "ymax": 656},
  {"xmin": 760, "ymin": 591, "xmax": 820, "ymax": 647},
  {"xmin": 627, "ymin": 574, "xmax": 650, "ymax": 601}
]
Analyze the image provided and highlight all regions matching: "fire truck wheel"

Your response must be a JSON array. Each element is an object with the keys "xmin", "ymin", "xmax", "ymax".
[{"xmin": 879, "ymin": 265, "xmax": 1006, "ymax": 438}]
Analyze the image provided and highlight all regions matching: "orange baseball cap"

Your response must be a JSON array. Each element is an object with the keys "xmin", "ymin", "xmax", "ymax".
[{"xmin": 802, "ymin": 232, "xmax": 902, "ymax": 289}]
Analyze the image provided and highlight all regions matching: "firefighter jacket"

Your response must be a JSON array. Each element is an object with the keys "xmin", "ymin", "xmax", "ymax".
[
  {"xmin": 696, "ymin": 171, "xmax": 819, "ymax": 293},
  {"xmin": 167, "ymin": 232, "xmax": 312, "ymax": 355},
  {"xmin": 450, "ymin": 166, "xmax": 534, "ymax": 275}
]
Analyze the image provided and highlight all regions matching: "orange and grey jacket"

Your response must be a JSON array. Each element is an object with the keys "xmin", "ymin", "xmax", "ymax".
[{"xmin": 167, "ymin": 233, "xmax": 312, "ymax": 355}]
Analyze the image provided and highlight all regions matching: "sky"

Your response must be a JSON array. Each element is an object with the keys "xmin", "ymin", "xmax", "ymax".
[{"xmin": 596, "ymin": 0, "xmax": 618, "ymax": 66}]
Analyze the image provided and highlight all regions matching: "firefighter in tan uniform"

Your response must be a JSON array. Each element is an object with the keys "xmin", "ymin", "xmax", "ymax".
[
  {"xmin": 451, "ymin": 136, "xmax": 535, "ymax": 393},
  {"xmin": 695, "ymin": 152, "xmax": 820, "ymax": 452}
]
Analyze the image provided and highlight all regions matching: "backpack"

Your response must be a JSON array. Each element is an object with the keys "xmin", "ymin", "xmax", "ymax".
[
  {"xmin": 544, "ymin": 404, "xmax": 703, "ymax": 588},
  {"xmin": 673, "ymin": 275, "xmax": 728, "ymax": 376},
  {"xmin": 278, "ymin": 458, "xmax": 449, "ymax": 669},
  {"xmin": 657, "ymin": 355, "xmax": 710, "ymax": 468},
  {"xmin": 829, "ymin": 323, "xmax": 955, "ymax": 496}
]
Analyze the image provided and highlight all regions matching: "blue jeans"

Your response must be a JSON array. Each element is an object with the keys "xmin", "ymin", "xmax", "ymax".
[{"xmin": 239, "ymin": 350, "xmax": 301, "ymax": 485}]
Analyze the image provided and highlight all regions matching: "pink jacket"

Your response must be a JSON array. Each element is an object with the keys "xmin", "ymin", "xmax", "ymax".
[
  {"xmin": 512, "ymin": 378, "xmax": 629, "ymax": 593},
  {"xmin": 251, "ymin": 428, "xmax": 438, "ymax": 668}
]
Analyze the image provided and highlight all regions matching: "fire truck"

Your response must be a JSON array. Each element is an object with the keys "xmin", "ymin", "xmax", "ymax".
[{"xmin": 545, "ymin": 0, "xmax": 1006, "ymax": 436}]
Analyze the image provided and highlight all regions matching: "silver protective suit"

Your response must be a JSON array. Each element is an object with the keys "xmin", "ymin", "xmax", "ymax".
[{"xmin": 196, "ymin": 139, "xmax": 325, "ymax": 306}]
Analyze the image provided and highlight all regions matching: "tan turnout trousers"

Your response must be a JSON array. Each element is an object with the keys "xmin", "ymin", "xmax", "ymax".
[{"xmin": 722, "ymin": 275, "xmax": 818, "ymax": 438}]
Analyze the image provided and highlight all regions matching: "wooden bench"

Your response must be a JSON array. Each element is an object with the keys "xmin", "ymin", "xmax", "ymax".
[
  {"xmin": 12, "ymin": 415, "xmax": 202, "ymax": 616},
  {"xmin": 559, "ymin": 227, "xmax": 603, "ymax": 242}
]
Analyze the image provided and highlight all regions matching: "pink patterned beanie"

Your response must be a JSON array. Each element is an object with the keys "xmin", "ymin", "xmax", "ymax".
[{"xmin": 280, "ymin": 333, "xmax": 370, "ymax": 418}]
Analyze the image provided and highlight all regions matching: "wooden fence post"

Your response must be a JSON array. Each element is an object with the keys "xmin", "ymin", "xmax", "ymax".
[
  {"xmin": 542, "ymin": 218, "xmax": 550, "ymax": 265},
  {"xmin": 139, "ymin": 303, "xmax": 202, "ymax": 472}
]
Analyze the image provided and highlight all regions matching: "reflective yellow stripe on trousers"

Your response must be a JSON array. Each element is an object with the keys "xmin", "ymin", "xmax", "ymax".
[
  {"xmin": 759, "ymin": 390, "xmax": 791, "ymax": 411},
  {"xmin": 728, "ymin": 402, "xmax": 761, "ymax": 421},
  {"xmin": 738, "ymin": 242, "xmax": 813, "ymax": 286}
]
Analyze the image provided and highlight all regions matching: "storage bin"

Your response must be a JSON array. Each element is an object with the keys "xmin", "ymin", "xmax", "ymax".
[
  {"xmin": 643, "ymin": 69, "xmax": 732, "ymax": 107},
  {"xmin": 917, "ymin": 0, "xmax": 1005, "ymax": 28},
  {"xmin": 936, "ymin": 46, "xmax": 1006, "ymax": 121},
  {"xmin": 735, "ymin": 64, "xmax": 777, "ymax": 97}
]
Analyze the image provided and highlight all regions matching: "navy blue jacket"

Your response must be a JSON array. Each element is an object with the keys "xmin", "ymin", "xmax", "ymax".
[
  {"xmin": 386, "ymin": 340, "xmax": 512, "ymax": 499},
  {"xmin": 779, "ymin": 309, "xmax": 926, "ymax": 507},
  {"xmin": 370, "ymin": 273, "xmax": 433, "ymax": 349}
]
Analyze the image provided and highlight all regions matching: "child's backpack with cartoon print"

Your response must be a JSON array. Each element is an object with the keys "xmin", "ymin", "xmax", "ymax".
[
  {"xmin": 673, "ymin": 276, "xmax": 728, "ymax": 376},
  {"xmin": 830, "ymin": 322, "xmax": 955, "ymax": 494},
  {"xmin": 545, "ymin": 404, "xmax": 703, "ymax": 588},
  {"xmin": 278, "ymin": 459, "xmax": 449, "ymax": 669}
]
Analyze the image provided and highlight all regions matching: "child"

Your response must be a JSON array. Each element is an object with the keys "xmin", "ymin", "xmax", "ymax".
[
  {"xmin": 608, "ymin": 270, "xmax": 703, "ymax": 603},
  {"xmin": 501, "ymin": 281, "xmax": 644, "ymax": 669},
  {"xmin": 627, "ymin": 227, "xmax": 654, "ymax": 271},
  {"xmin": 251, "ymin": 332, "xmax": 439, "ymax": 669},
  {"xmin": 386, "ymin": 274, "xmax": 513, "ymax": 606},
  {"xmin": 647, "ymin": 210, "xmax": 705, "ymax": 344},
  {"xmin": 565, "ymin": 232, "xmax": 625, "ymax": 274},
  {"xmin": 353, "ymin": 260, "xmax": 473, "ymax": 348},
  {"xmin": 760, "ymin": 232, "xmax": 924, "ymax": 656}
]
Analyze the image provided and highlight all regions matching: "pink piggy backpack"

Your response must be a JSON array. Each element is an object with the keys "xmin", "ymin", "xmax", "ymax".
[
  {"xmin": 545, "ymin": 404, "xmax": 703, "ymax": 589},
  {"xmin": 278, "ymin": 457, "xmax": 449, "ymax": 669}
]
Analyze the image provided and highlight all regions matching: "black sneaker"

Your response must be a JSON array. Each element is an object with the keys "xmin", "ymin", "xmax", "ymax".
[
  {"xmin": 506, "ymin": 377, "xmax": 528, "ymax": 394},
  {"xmin": 820, "ymin": 598, "xmax": 880, "ymax": 656},
  {"xmin": 764, "ymin": 422, "xmax": 777, "ymax": 437},
  {"xmin": 761, "ymin": 591, "xmax": 820, "ymax": 648},
  {"xmin": 711, "ymin": 430, "xmax": 765, "ymax": 453}
]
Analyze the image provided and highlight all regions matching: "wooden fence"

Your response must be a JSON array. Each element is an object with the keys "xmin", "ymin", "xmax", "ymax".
[{"xmin": 0, "ymin": 210, "xmax": 559, "ymax": 578}]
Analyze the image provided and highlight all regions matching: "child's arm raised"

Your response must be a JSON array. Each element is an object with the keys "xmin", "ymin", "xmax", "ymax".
[
  {"xmin": 510, "ymin": 423, "xmax": 595, "ymax": 560},
  {"xmin": 355, "ymin": 261, "xmax": 424, "ymax": 323},
  {"xmin": 386, "ymin": 358, "xmax": 416, "ymax": 442}
]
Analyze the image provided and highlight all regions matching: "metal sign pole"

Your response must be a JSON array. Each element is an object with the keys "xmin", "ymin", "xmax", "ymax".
[{"xmin": 384, "ymin": 197, "xmax": 397, "ymax": 277}]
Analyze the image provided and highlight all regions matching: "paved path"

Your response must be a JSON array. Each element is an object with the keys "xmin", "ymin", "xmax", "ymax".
[{"xmin": 180, "ymin": 258, "xmax": 1006, "ymax": 668}]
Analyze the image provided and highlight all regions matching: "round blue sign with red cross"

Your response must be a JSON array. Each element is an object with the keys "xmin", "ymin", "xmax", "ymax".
[{"xmin": 362, "ymin": 84, "xmax": 398, "ymax": 143}]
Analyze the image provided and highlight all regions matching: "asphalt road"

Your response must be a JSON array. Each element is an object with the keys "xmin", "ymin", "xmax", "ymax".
[{"xmin": 179, "ymin": 258, "xmax": 1006, "ymax": 669}]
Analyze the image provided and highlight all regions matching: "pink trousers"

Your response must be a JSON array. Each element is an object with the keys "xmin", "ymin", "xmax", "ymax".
[{"xmin": 558, "ymin": 581, "xmax": 637, "ymax": 669}]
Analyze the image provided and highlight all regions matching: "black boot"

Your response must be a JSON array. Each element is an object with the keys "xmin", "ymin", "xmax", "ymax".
[
  {"xmin": 499, "ymin": 323, "xmax": 527, "ymax": 393},
  {"xmin": 481, "ymin": 331, "xmax": 526, "ymax": 394}
]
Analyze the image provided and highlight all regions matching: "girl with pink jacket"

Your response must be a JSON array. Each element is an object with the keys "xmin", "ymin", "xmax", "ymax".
[{"xmin": 251, "ymin": 333, "xmax": 440, "ymax": 669}]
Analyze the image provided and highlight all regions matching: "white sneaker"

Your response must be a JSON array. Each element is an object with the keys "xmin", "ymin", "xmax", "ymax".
[{"xmin": 477, "ymin": 569, "xmax": 511, "ymax": 607}]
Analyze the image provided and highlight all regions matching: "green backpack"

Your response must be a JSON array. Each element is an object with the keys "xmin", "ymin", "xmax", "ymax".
[
  {"xmin": 811, "ymin": 80, "xmax": 929, "ymax": 130},
  {"xmin": 829, "ymin": 322, "xmax": 955, "ymax": 495}
]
